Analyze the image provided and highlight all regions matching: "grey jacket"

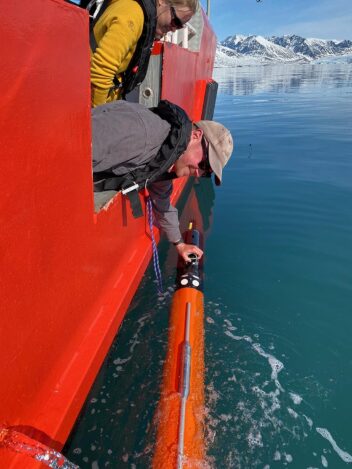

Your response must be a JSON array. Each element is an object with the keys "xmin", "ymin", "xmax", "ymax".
[{"xmin": 92, "ymin": 100, "xmax": 182, "ymax": 243}]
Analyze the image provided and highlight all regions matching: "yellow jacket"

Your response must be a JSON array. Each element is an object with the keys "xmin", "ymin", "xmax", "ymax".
[{"xmin": 90, "ymin": 0, "xmax": 144, "ymax": 107}]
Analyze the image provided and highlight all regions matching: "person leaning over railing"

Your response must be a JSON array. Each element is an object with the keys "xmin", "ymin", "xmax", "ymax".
[
  {"xmin": 90, "ymin": 0, "xmax": 198, "ymax": 107},
  {"xmin": 92, "ymin": 100, "xmax": 234, "ymax": 261}
]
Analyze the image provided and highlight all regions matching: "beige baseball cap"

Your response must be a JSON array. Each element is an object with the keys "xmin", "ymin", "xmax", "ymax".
[{"xmin": 195, "ymin": 120, "xmax": 233, "ymax": 185}]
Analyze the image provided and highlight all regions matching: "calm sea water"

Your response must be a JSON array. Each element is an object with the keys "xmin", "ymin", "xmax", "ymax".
[{"xmin": 65, "ymin": 63, "xmax": 352, "ymax": 468}]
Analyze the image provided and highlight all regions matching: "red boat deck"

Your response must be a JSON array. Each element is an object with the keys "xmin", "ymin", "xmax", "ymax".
[{"xmin": 0, "ymin": 1, "xmax": 216, "ymax": 467}]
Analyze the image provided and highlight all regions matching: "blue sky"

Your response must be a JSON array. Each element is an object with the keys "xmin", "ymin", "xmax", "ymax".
[{"xmin": 200, "ymin": 0, "xmax": 352, "ymax": 41}]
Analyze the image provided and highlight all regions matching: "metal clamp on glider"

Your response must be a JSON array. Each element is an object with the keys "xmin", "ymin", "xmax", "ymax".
[
  {"xmin": 187, "ymin": 252, "xmax": 199, "ymax": 265},
  {"xmin": 176, "ymin": 224, "xmax": 203, "ymax": 291}
]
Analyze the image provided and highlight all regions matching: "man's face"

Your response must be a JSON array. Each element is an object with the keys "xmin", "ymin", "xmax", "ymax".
[
  {"xmin": 172, "ymin": 128, "xmax": 208, "ymax": 178},
  {"xmin": 155, "ymin": 1, "xmax": 193, "ymax": 39}
]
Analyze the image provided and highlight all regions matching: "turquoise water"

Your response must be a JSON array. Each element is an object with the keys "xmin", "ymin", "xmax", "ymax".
[{"xmin": 65, "ymin": 63, "xmax": 352, "ymax": 468}]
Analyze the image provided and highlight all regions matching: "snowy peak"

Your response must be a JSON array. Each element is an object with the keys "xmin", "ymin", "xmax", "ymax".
[
  {"xmin": 231, "ymin": 35, "xmax": 299, "ymax": 61},
  {"xmin": 268, "ymin": 35, "xmax": 352, "ymax": 58},
  {"xmin": 222, "ymin": 34, "xmax": 249, "ymax": 47},
  {"xmin": 217, "ymin": 34, "xmax": 352, "ymax": 66}
]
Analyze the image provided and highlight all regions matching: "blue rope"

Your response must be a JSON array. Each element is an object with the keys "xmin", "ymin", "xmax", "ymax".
[{"xmin": 146, "ymin": 196, "xmax": 163, "ymax": 294}]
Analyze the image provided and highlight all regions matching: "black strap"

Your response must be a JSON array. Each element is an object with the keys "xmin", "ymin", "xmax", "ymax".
[
  {"xmin": 90, "ymin": 27, "xmax": 98, "ymax": 53},
  {"xmin": 89, "ymin": 0, "xmax": 111, "ymax": 52},
  {"xmin": 93, "ymin": 174, "xmax": 123, "ymax": 192},
  {"xmin": 125, "ymin": 189, "xmax": 144, "ymax": 218}
]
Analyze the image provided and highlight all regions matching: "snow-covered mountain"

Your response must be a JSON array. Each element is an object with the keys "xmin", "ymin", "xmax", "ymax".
[
  {"xmin": 268, "ymin": 35, "xmax": 352, "ymax": 59},
  {"xmin": 216, "ymin": 34, "xmax": 352, "ymax": 66}
]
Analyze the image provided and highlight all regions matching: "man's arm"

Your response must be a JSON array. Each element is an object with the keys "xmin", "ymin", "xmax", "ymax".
[{"xmin": 148, "ymin": 180, "xmax": 203, "ymax": 261}]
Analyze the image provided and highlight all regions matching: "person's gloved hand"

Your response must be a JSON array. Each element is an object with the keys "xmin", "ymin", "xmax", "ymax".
[{"xmin": 175, "ymin": 242, "xmax": 203, "ymax": 263}]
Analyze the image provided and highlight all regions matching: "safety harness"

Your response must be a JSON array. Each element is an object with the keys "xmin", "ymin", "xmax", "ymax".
[{"xmin": 88, "ymin": 0, "xmax": 157, "ymax": 97}]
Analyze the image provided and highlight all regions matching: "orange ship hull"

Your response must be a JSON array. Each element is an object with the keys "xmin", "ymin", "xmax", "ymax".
[{"xmin": 0, "ymin": 1, "xmax": 216, "ymax": 467}]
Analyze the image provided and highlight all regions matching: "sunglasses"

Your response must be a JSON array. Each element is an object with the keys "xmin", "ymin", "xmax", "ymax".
[
  {"xmin": 170, "ymin": 6, "xmax": 184, "ymax": 30},
  {"xmin": 198, "ymin": 137, "xmax": 212, "ymax": 175}
]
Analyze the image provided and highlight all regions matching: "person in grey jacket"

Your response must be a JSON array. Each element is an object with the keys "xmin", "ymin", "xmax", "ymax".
[{"xmin": 92, "ymin": 99, "xmax": 233, "ymax": 261}]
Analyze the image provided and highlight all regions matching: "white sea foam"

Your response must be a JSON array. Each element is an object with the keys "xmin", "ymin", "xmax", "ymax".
[
  {"xmin": 113, "ymin": 357, "xmax": 130, "ymax": 365},
  {"xmin": 224, "ymin": 330, "xmax": 243, "ymax": 341},
  {"xmin": 303, "ymin": 415, "xmax": 313, "ymax": 428},
  {"xmin": 252, "ymin": 386, "xmax": 281, "ymax": 413},
  {"xmin": 252, "ymin": 342, "xmax": 284, "ymax": 389},
  {"xmin": 268, "ymin": 356, "xmax": 284, "ymax": 385},
  {"xmin": 224, "ymin": 319, "xmax": 237, "ymax": 330},
  {"xmin": 224, "ymin": 330, "xmax": 252, "ymax": 341},
  {"xmin": 206, "ymin": 317, "xmax": 215, "ymax": 324},
  {"xmin": 212, "ymin": 307, "xmax": 344, "ymax": 468},
  {"xmin": 316, "ymin": 428, "xmax": 352, "ymax": 463},
  {"xmin": 321, "ymin": 455, "xmax": 328, "ymax": 467},
  {"xmin": 206, "ymin": 382, "xmax": 220, "ymax": 407},
  {"xmin": 289, "ymin": 392, "xmax": 303, "ymax": 405},
  {"xmin": 287, "ymin": 407, "xmax": 298, "ymax": 419},
  {"xmin": 129, "ymin": 314, "xmax": 150, "ymax": 353},
  {"xmin": 247, "ymin": 428, "xmax": 263, "ymax": 448}
]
